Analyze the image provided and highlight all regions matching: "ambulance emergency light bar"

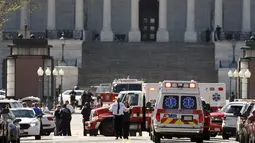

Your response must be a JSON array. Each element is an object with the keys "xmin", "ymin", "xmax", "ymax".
[{"xmin": 163, "ymin": 80, "xmax": 197, "ymax": 89}]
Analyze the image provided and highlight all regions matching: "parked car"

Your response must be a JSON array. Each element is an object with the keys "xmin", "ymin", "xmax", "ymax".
[
  {"xmin": 41, "ymin": 113, "xmax": 55, "ymax": 135},
  {"xmin": 221, "ymin": 101, "xmax": 247, "ymax": 140},
  {"xmin": 11, "ymin": 108, "xmax": 41, "ymax": 140},
  {"xmin": 58, "ymin": 90, "xmax": 84, "ymax": 107},
  {"xmin": 0, "ymin": 100, "xmax": 23, "ymax": 109},
  {"xmin": 0, "ymin": 108, "xmax": 10, "ymax": 143},
  {"xmin": 2, "ymin": 109, "xmax": 21, "ymax": 143}
]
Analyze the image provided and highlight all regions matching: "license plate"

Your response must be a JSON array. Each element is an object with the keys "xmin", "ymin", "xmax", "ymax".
[
  {"xmin": 168, "ymin": 114, "xmax": 177, "ymax": 118},
  {"xmin": 215, "ymin": 128, "xmax": 220, "ymax": 131},
  {"xmin": 183, "ymin": 116, "xmax": 193, "ymax": 121}
]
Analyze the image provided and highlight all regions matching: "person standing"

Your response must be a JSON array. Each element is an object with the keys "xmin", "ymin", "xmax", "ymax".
[
  {"xmin": 109, "ymin": 98, "xmax": 129, "ymax": 140},
  {"xmin": 123, "ymin": 102, "xmax": 131, "ymax": 139},
  {"xmin": 65, "ymin": 100, "xmax": 74, "ymax": 114},
  {"xmin": 81, "ymin": 89, "xmax": 93, "ymax": 107},
  {"xmin": 54, "ymin": 104, "xmax": 62, "ymax": 136},
  {"xmin": 41, "ymin": 103, "xmax": 50, "ymax": 113},
  {"xmin": 69, "ymin": 89, "xmax": 77, "ymax": 108},
  {"xmin": 81, "ymin": 102, "xmax": 91, "ymax": 136},
  {"xmin": 32, "ymin": 103, "xmax": 43, "ymax": 135},
  {"xmin": 60, "ymin": 104, "xmax": 72, "ymax": 136}
]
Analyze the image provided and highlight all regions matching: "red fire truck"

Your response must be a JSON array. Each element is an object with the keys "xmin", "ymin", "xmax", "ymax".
[
  {"xmin": 85, "ymin": 82, "xmax": 160, "ymax": 136},
  {"xmin": 99, "ymin": 78, "xmax": 144, "ymax": 105}
]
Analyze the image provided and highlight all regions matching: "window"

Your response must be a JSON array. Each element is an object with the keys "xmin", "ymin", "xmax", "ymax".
[
  {"xmin": 225, "ymin": 105, "xmax": 243, "ymax": 113},
  {"xmin": 12, "ymin": 110, "xmax": 35, "ymax": 118},
  {"xmin": 181, "ymin": 96, "xmax": 197, "ymax": 109},
  {"xmin": 127, "ymin": 94, "xmax": 139, "ymax": 106},
  {"xmin": 163, "ymin": 95, "xmax": 179, "ymax": 109},
  {"xmin": 113, "ymin": 84, "xmax": 142, "ymax": 93}
]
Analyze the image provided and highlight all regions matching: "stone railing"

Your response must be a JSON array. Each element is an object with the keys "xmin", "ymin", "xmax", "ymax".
[{"xmin": 1, "ymin": 30, "xmax": 84, "ymax": 40}]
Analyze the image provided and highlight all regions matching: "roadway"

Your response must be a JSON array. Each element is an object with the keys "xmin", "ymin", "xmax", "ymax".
[{"xmin": 20, "ymin": 109, "xmax": 238, "ymax": 143}]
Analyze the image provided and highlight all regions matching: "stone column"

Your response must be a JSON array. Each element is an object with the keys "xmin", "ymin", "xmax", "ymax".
[
  {"xmin": 156, "ymin": 0, "xmax": 169, "ymax": 42},
  {"xmin": 47, "ymin": 0, "xmax": 56, "ymax": 30},
  {"xmin": 240, "ymin": 60, "xmax": 249, "ymax": 99},
  {"xmin": 75, "ymin": 0, "xmax": 84, "ymax": 30},
  {"xmin": 242, "ymin": 0, "xmax": 251, "ymax": 32},
  {"xmin": 184, "ymin": 0, "xmax": 197, "ymax": 42},
  {"xmin": 128, "ymin": 0, "xmax": 141, "ymax": 42},
  {"xmin": 20, "ymin": 1, "xmax": 30, "ymax": 37},
  {"xmin": 100, "ymin": 0, "xmax": 114, "ymax": 41},
  {"xmin": 214, "ymin": 0, "xmax": 223, "ymax": 29}
]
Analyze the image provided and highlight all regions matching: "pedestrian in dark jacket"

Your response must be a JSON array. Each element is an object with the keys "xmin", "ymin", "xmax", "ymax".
[
  {"xmin": 81, "ymin": 102, "xmax": 91, "ymax": 136},
  {"xmin": 60, "ymin": 104, "xmax": 72, "ymax": 136},
  {"xmin": 69, "ymin": 89, "xmax": 77, "ymax": 108},
  {"xmin": 123, "ymin": 102, "xmax": 131, "ymax": 139},
  {"xmin": 54, "ymin": 104, "xmax": 62, "ymax": 136},
  {"xmin": 81, "ymin": 89, "xmax": 93, "ymax": 106}
]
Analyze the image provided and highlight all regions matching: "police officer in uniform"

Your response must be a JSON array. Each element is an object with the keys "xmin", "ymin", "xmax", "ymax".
[{"xmin": 109, "ymin": 98, "xmax": 129, "ymax": 140}]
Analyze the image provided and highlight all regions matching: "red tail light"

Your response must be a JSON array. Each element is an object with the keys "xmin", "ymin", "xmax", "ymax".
[
  {"xmin": 199, "ymin": 114, "xmax": 203, "ymax": 122},
  {"xmin": 156, "ymin": 113, "xmax": 160, "ymax": 121},
  {"xmin": 47, "ymin": 117, "xmax": 53, "ymax": 121},
  {"xmin": 156, "ymin": 109, "xmax": 165, "ymax": 121},
  {"xmin": 218, "ymin": 87, "xmax": 223, "ymax": 91}
]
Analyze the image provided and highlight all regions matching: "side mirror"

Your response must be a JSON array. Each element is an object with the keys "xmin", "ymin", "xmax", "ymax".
[
  {"xmin": 146, "ymin": 102, "xmax": 152, "ymax": 109},
  {"xmin": 14, "ymin": 119, "xmax": 21, "ymax": 123},
  {"xmin": 1, "ymin": 108, "xmax": 9, "ymax": 114}
]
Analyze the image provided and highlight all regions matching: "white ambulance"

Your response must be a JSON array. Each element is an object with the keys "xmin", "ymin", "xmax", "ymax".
[
  {"xmin": 198, "ymin": 83, "xmax": 226, "ymax": 112},
  {"xmin": 150, "ymin": 80, "xmax": 204, "ymax": 143},
  {"xmin": 142, "ymin": 83, "xmax": 161, "ymax": 104}
]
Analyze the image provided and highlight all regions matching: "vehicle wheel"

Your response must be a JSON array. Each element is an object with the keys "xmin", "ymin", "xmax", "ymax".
[
  {"xmin": 129, "ymin": 131, "xmax": 136, "ymax": 136},
  {"xmin": 154, "ymin": 134, "xmax": 161, "ymax": 143},
  {"xmin": 35, "ymin": 135, "xmax": 41, "ymax": 140},
  {"xmin": 222, "ymin": 132, "xmax": 229, "ymax": 140},
  {"xmin": 196, "ymin": 139, "xmax": 203, "ymax": 143},
  {"xmin": 203, "ymin": 131, "xmax": 210, "ymax": 140},
  {"xmin": 210, "ymin": 132, "xmax": 217, "ymax": 137},
  {"xmin": 100, "ymin": 119, "xmax": 114, "ymax": 136},
  {"xmin": 139, "ymin": 131, "xmax": 142, "ymax": 136}
]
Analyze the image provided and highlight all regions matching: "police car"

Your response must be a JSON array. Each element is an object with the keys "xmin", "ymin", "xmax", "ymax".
[{"xmin": 150, "ymin": 80, "xmax": 204, "ymax": 143}]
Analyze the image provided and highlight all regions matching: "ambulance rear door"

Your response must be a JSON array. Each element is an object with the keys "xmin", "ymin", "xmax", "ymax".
[{"xmin": 198, "ymin": 83, "xmax": 226, "ymax": 109}]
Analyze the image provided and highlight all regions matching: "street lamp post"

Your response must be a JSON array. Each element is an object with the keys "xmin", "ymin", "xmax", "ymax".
[
  {"xmin": 45, "ymin": 68, "xmax": 51, "ymax": 107},
  {"xmin": 233, "ymin": 69, "xmax": 239, "ymax": 97},
  {"xmin": 228, "ymin": 70, "xmax": 233, "ymax": 98},
  {"xmin": 52, "ymin": 68, "xmax": 59, "ymax": 105},
  {"xmin": 238, "ymin": 69, "xmax": 251, "ymax": 99},
  {"xmin": 60, "ymin": 33, "xmax": 66, "ymax": 65},
  {"xmin": 59, "ymin": 69, "xmax": 64, "ymax": 105},
  {"xmin": 37, "ymin": 67, "xmax": 44, "ymax": 105}
]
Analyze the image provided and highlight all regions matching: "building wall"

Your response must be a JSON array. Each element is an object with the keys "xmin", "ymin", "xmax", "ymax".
[{"xmin": 2, "ymin": 0, "xmax": 251, "ymax": 37}]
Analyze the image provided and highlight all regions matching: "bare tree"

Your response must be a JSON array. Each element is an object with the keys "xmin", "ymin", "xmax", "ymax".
[{"xmin": 0, "ymin": 0, "xmax": 39, "ymax": 30}]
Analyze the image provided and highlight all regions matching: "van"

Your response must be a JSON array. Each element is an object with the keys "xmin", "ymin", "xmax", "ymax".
[{"xmin": 150, "ymin": 80, "xmax": 204, "ymax": 143}]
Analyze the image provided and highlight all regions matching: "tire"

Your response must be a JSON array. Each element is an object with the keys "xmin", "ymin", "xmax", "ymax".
[
  {"xmin": 222, "ymin": 132, "xmax": 229, "ymax": 140},
  {"xmin": 129, "ymin": 131, "xmax": 136, "ymax": 136},
  {"xmin": 35, "ymin": 135, "xmax": 41, "ymax": 140},
  {"xmin": 100, "ymin": 119, "xmax": 114, "ymax": 136},
  {"xmin": 154, "ymin": 134, "xmax": 161, "ymax": 143},
  {"xmin": 196, "ymin": 139, "xmax": 203, "ymax": 143},
  {"xmin": 203, "ymin": 131, "xmax": 210, "ymax": 140},
  {"xmin": 210, "ymin": 132, "xmax": 217, "ymax": 137}
]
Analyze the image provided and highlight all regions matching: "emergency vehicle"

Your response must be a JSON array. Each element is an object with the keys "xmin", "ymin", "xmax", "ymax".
[
  {"xmin": 142, "ymin": 83, "xmax": 161, "ymax": 104},
  {"xmin": 99, "ymin": 78, "xmax": 144, "ymax": 105},
  {"xmin": 198, "ymin": 83, "xmax": 226, "ymax": 112},
  {"xmin": 150, "ymin": 80, "xmax": 205, "ymax": 143},
  {"xmin": 85, "ymin": 90, "xmax": 155, "ymax": 136}
]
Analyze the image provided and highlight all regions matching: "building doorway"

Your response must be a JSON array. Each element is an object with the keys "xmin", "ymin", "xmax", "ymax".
[{"xmin": 139, "ymin": 0, "xmax": 159, "ymax": 42}]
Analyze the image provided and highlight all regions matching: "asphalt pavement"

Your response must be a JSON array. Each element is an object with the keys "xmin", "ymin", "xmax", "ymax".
[{"xmin": 20, "ymin": 109, "xmax": 239, "ymax": 143}]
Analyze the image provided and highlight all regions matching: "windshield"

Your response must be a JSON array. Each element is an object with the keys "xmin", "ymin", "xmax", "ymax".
[
  {"xmin": 113, "ymin": 84, "xmax": 142, "ymax": 93},
  {"xmin": 12, "ymin": 110, "xmax": 35, "ymax": 118},
  {"xmin": 224, "ymin": 105, "xmax": 243, "ymax": 113},
  {"xmin": 122, "ymin": 93, "xmax": 139, "ymax": 106},
  {"xmin": 221, "ymin": 103, "xmax": 244, "ymax": 113}
]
